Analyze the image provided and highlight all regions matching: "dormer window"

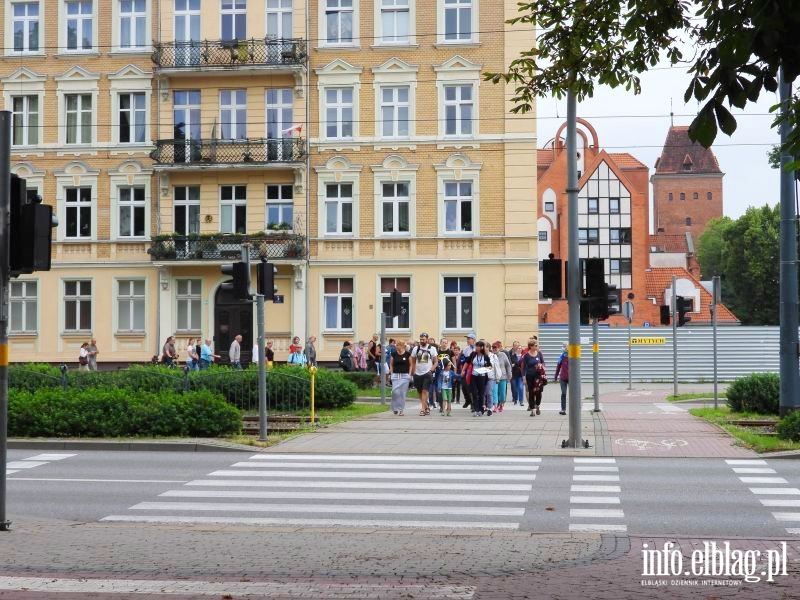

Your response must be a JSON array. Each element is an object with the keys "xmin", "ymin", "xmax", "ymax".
[{"xmin": 682, "ymin": 154, "xmax": 693, "ymax": 171}]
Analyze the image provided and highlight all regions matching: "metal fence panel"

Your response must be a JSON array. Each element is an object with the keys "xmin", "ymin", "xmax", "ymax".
[{"xmin": 538, "ymin": 326, "xmax": 790, "ymax": 382}]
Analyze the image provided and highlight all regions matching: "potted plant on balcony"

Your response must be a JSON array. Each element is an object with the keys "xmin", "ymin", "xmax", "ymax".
[
  {"xmin": 285, "ymin": 236, "xmax": 306, "ymax": 258},
  {"xmin": 267, "ymin": 221, "xmax": 292, "ymax": 234},
  {"xmin": 147, "ymin": 234, "xmax": 177, "ymax": 260}
]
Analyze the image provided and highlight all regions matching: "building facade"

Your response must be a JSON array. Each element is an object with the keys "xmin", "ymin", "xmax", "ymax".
[{"xmin": 3, "ymin": 0, "xmax": 537, "ymax": 365}]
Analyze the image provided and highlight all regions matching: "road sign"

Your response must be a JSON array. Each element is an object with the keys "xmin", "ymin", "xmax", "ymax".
[{"xmin": 622, "ymin": 300, "xmax": 634, "ymax": 321}]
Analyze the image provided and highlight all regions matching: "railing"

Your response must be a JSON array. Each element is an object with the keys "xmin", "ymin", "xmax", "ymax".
[
  {"xmin": 151, "ymin": 137, "xmax": 306, "ymax": 167},
  {"xmin": 148, "ymin": 233, "xmax": 307, "ymax": 261},
  {"xmin": 152, "ymin": 38, "xmax": 307, "ymax": 70}
]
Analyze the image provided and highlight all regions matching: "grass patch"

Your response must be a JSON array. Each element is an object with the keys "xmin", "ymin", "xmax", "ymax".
[
  {"xmin": 668, "ymin": 392, "xmax": 727, "ymax": 402},
  {"xmin": 689, "ymin": 406, "xmax": 800, "ymax": 453},
  {"xmin": 356, "ymin": 387, "xmax": 419, "ymax": 398}
]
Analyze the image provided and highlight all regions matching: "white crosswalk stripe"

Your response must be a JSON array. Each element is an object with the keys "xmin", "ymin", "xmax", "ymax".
[
  {"xmin": 103, "ymin": 454, "xmax": 540, "ymax": 530},
  {"xmin": 567, "ymin": 458, "xmax": 626, "ymax": 533},
  {"xmin": 726, "ymin": 459, "xmax": 799, "ymax": 536},
  {"xmin": 6, "ymin": 453, "xmax": 76, "ymax": 476}
]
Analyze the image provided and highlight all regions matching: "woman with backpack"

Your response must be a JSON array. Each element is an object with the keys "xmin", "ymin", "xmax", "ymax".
[
  {"xmin": 554, "ymin": 342, "xmax": 569, "ymax": 415},
  {"xmin": 521, "ymin": 339, "xmax": 546, "ymax": 416}
]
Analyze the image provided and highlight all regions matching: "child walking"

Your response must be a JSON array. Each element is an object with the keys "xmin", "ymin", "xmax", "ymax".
[{"xmin": 440, "ymin": 358, "xmax": 454, "ymax": 416}]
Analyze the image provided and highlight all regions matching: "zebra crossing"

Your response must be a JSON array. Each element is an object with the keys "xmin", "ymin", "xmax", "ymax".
[
  {"xmin": 568, "ymin": 458, "xmax": 626, "ymax": 533},
  {"xmin": 726, "ymin": 459, "xmax": 800, "ymax": 536},
  {"xmin": 102, "ymin": 454, "xmax": 542, "ymax": 530},
  {"xmin": 6, "ymin": 453, "xmax": 76, "ymax": 475}
]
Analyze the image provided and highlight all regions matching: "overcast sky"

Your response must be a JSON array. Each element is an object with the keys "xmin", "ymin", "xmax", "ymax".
[{"xmin": 536, "ymin": 65, "xmax": 784, "ymax": 224}]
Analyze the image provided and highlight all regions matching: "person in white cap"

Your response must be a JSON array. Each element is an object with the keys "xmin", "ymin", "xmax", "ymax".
[{"xmin": 410, "ymin": 332, "xmax": 437, "ymax": 416}]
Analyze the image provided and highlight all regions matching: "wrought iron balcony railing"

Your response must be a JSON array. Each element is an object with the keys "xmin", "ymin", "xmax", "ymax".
[
  {"xmin": 148, "ymin": 233, "xmax": 307, "ymax": 262},
  {"xmin": 150, "ymin": 137, "xmax": 306, "ymax": 167},
  {"xmin": 152, "ymin": 38, "xmax": 307, "ymax": 70}
]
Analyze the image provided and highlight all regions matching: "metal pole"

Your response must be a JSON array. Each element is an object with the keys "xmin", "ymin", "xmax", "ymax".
[
  {"xmin": 256, "ymin": 294, "xmax": 267, "ymax": 441},
  {"xmin": 778, "ymin": 67, "xmax": 800, "ymax": 415},
  {"xmin": 0, "ymin": 111, "xmax": 11, "ymax": 530},
  {"xmin": 627, "ymin": 316, "xmax": 632, "ymax": 390},
  {"xmin": 379, "ymin": 313, "xmax": 386, "ymax": 405},
  {"xmin": 712, "ymin": 276, "xmax": 719, "ymax": 410},
  {"xmin": 592, "ymin": 318, "xmax": 599, "ymax": 412},
  {"xmin": 566, "ymin": 88, "xmax": 582, "ymax": 448},
  {"xmin": 671, "ymin": 275, "xmax": 678, "ymax": 398}
]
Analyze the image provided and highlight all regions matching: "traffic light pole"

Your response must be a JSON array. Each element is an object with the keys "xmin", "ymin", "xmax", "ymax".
[
  {"xmin": 592, "ymin": 318, "xmax": 599, "ymax": 412},
  {"xmin": 671, "ymin": 275, "xmax": 678, "ymax": 398},
  {"xmin": 256, "ymin": 293, "xmax": 267, "ymax": 441},
  {"xmin": 0, "ymin": 112, "xmax": 11, "ymax": 531}
]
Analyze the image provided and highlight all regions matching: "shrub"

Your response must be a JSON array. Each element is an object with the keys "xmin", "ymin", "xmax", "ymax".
[
  {"xmin": 726, "ymin": 373, "xmax": 780, "ymax": 414},
  {"xmin": 8, "ymin": 387, "xmax": 240, "ymax": 437},
  {"xmin": 9, "ymin": 364, "xmax": 63, "ymax": 393},
  {"xmin": 312, "ymin": 367, "xmax": 358, "ymax": 408},
  {"xmin": 339, "ymin": 371, "xmax": 377, "ymax": 389},
  {"xmin": 777, "ymin": 411, "xmax": 800, "ymax": 442}
]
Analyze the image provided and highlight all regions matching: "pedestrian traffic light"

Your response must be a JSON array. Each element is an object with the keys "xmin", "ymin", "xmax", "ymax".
[
  {"xmin": 390, "ymin": 288, "xmax": 403, "ymax": 317},
  {"xmin": 660, "ymin": 304, "xmax": 671, "ymax": 325},
  {"xmin": 256, "ymin": 259, "xmax": 278, "ymax": 301},
  {"xmin": 677, "ymin": 296, "xmax": 692, "ymax": 326},
  {"xmin": 584, "ymin": 258, "xmax": 605, "ymax": 299},
  {"xmin": 9, "ymin": 174, "xmax": 57, "ymax": 277},
  {"xmin": 221, "ymin": 261, "xmax": 250, "ymax": 299},
  {"xmin": 541, "ymin": 255, "xmax": 562, "ymax": 299}
]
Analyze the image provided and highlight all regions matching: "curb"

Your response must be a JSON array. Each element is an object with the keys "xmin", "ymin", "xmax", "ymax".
[{"xmin": 8, "ymin": 439, "xmax": 255, "ymax": 452}]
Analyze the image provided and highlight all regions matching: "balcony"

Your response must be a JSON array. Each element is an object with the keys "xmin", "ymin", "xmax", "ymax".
[
  {"xmin": 150, "ymin": 138, "xmax": 306, "ymax": 170},
  {"xmin": 152, "ymin": 38, "xmax": 307, "ymax": 73},
  {"xmin": 148, "ymin": 233, "xmax": 307, "ymax": 262}
]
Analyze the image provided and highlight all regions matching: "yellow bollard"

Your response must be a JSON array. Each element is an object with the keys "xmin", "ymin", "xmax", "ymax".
[{"xmin": 309, "ymin": 365, "xmax": 317, "ymax": 428}]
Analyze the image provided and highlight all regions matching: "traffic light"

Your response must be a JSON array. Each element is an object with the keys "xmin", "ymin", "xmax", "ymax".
[
  {"xmin": 256, "ymin": 259, "xmax": 278, "ymax": 301},
  {"xmin": 541, "ymin": 256, "xmax": 562, "ymax": 299},
  {"xmin": 677, "ymin": 296, "xmax": 692, "ymax": 326},
  {"xmin": 390, "ymin": 288, "xmax": 403, "ymax": 317},
  {"xmin": 606, "ymin": 284, "xmax": 620, "ymax": 317},
  {"xmin": 584, "ymin": 258, "xmax": 605, "ymax": 299},
  {"xmin": 10, "ymin": 174, "xmax": 57, "ymax": 277},
  {"xmin": 660, "ymin": 304, "xmax": 671, "ymax": 325},
  {"xmin": 588, "ymin": 283, "xmax": 620, "ymax": 321},
  {"xmin": 221, "ymin": 261, "xmax": 250, "ymax": 299}
]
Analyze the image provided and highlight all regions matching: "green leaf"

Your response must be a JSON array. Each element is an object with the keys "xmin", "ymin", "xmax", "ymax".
[
  {"xmin": 688, "ymin": 103, "xmax": 718, "ymax": 148},
  {"xmin": 713, "ymin": 101, "xmax": 738, "ymax": 136}
]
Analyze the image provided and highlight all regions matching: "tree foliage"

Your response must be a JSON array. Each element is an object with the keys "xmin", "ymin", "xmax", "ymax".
[
  {"xmin": 485, "ymin": 1, "xmax": 800, "ymax": 157},
  {"xmin": 697, "ymin": 206, "xmax": 780, "ymax": 325}
]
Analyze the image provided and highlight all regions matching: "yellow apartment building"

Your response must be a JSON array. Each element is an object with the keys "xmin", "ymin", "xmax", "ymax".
[{"xmin": 2, "ymin": 0, "xmax": 537, "ymax": 366}]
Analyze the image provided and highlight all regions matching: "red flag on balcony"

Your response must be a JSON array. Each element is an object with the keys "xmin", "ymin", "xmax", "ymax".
[{"xmin": 281, "ymin": 124, "xmax": 303, "ymax": 136}]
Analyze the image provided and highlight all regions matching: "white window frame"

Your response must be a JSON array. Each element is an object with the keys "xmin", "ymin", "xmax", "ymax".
[
  {"xmin": 109, "ymin": 161, "xmax": 152, "ymax": 242},
  {"xmin": 64, "ymin": 186, "xmax": 93, "ymax": 239},
  {"xmin": 108, "ymin": 64, "xmax": 151, "ymax": 146},
  {"xmin": 322, "ymin": 277, "xmax": 354, "ymax": 331},
  {"xmin": 64, "ymin": 93, "xmax": 93, "ymax": 145},
  {"xmin": 266, "ymin": 0, "xmax": 292, "ymax": 38},
  {"xmin": 315, "ymin": 60, "xmax": 362, "ymax": 149},
  {"xmin": 63, "ymin": 0, "xmax": 95, "ymax": 53},
  {"xmin": 176, "ymin": 278, "xmax": 202, "ymax": 333},
  {"xmin": 376, "ymin": 0, "xmax": 412, "ymax": 45},
  {"xmin": 435, "ymin": 153, "xmax": 481, "ymax": 236},
  {"xmin": 371, "ymin": 59, "xmax": 417, "ymax": 147},
  {"xmin": 10, "ymin": 279, "xmax": 37, "ymax": 334},
  {"xmin": 117, "ymin": 186, "xmax": 146, "ymax": 238},
  {"xmin": 116, "ymin": 278, "xmax": 146, "ymax": 333},
  {"xmin": 380, "ymin": 276, "xmax": 410, "ymax": 331},
  {"xmin": 434, "ymin": 56, "xmax": 481, "ymax": 143},
  {"xmin": 380, "ymin": 181, "xmax": 410, "ymax": 235},
  {"xmin": 438, "ymin": 0, "xmax": 477, "ymax": 44},
  {"xmin": 9, "ymin": 0, "xmax": 41, "ymax": 54},
  {"xmin": 324, "ymin": 87, "xmax": 354, "ymax": 141},
  {"xmin": 63, "ymin": 279, "xmax": 92, "ymax": 332},
  {"xmin": 220, "ymin": 185, "xmax": 247, "ymax": 234},
  {"xmin": 117, "ymin": 0, "xmax": 148, "ymax": 51},
  {"xmin": 11, "ymin": 94, "xmax": 39, "ymax": 147},
  {"xmin": 315, "ymin": 156, "xmax": 362, "ymax": 237},
  {"xmin": 265, "ymin": 183, "xmax": 294, "ymax": 230},
  {"xmin": 221, "ymin": 0, "xmax": 247, "ymax": 41},
  {"xmin": 220, "ymin": 89, "xmax": 247, "ymax": 140},
  {"xmin": 372, "ymin": 155, "xmax": 417, "ymax": 236},
  {"xmin": 324, "ymin": 182, "xmax": 354, "ymax": 235},
  {"xmin": 118, "ymin": 91, "xmax": 146, "ymax": 144},
  {"xmin": 442, "ymin": 275, "xmax": 474, "ymax": 331},
  {"xmin": 442, "ymin": 83, "xmax": 473, "ymax": 137},
  {"xmin": 55, "ymin": 162, "xmax": 98, "ymax": 242},
  {"xmin": 321, "ymin": 0, "xmax": 357, "ymax": 47},
  {"xmin": 443, "ymin": 180, "xmax": 473, "ymax": 234},
  {"xmin": 379, "ymin": 85, "xmax": 410, "ymax": 139},
  {"xmin": 173, "ymin": 185, "xmax": 201, "ymax": 236}
]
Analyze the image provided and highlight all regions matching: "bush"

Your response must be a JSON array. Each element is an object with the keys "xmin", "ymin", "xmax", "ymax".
[
  {"xmin": 777, "ymin": 410, "xmax": 800, "ymax": 442},
  {"xmin": 339, "ymin": 371, "xmax": 377, "ymax": 389},
  {"xmin": 726, "ymin": 373, "xmax": 780, "ymax": 414},
  {"xmin": 9, "ymin": 363, "xmax": 63, "ymax": 393},
  {"xmin": 8, "ymin": 387, "xmax": 240, "ymax": 437}
]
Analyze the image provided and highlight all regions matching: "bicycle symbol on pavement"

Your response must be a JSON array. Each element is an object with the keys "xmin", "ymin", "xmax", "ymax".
[{"xmin": 614, "ymin": 438, "xmax": 689, "ymax": 451}]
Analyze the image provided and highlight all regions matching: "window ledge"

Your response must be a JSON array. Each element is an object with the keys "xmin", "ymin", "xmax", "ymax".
[
  {"xmin": 115, "ymin": 331, "xmax": 147, "ymax": 338},
  {"xmin": 57, "ymin": 51, "xmax": 101, "ymax": 58},
  {"xmin": 437, "ymin": 141, "xmax": 480, "ymax": 150},
  {"xmin": 9, "ymin": 331, "xmax": 38, "ymax": 338},
  {"xmin": 369, "ymin": 44, "xmax": 418, "ymax": 50},
  {"xmin": 323, "ymin": 331, "xmax": 355, "ymax": 337},
  {"xmin": 434, "ymin": 42, "xmax": 481, "ymax": 49},
  {"xmin": 316, "ymin": 45, "xmax": 361, "ymax": 51},
  {"xmin": 61, "ymin": 331, "xmax": 93, "ymax": 338},
  {"xmin": 373, "ymin": 143, "xmax": 416, "ymax": 151}
]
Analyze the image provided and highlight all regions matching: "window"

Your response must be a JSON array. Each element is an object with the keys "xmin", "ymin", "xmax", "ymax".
[
  {"xmin": 609, "ymin": 228, "xmax": 631, "ymax": 244},
  {"xmin": 587, "ymin": 197, "xmax": 598, "ymax": 214},
  {"xmin": 65, "ymin": 187, "xmax": 92, "ymax": 238},
  {"xmin": 117, "ymin": 279, "xmax": 145, "ymax": 331},
  {"xmin": 119, "ymin": 92, "xmax": 146, "ymax": 143},
  {"xmin": 380, "ymin": 0, "xmax": 409, "ymax": 44},
  {"xmin": 538, "ymin": 231, "xmax": 547, "ymax": 241},
  {"xmin": 10, "ymin": 280, "xmax": 37, "ymax": 333},
  {"xmin": 66, "ymin": 0, "xmax": 93, "ymax": 50},
  {"xmin": 118, "ymin": 186, "xmax": 145, "ymax": 237},
  {"xmin": 11, "ymin": 95, "xmax": 38, "ymax": 146},
  {"xmin": 381, "ymin": 277, "xmax": 410, "ymax": 329},
  {"xmin": 120, "ymin": 0, "xmax": 146, "ymax": 48},
  {"xmin": 680, "ymin": 192, "xmax": 686, "ymax": 201},
  {"xmin": 173, "ymin": 90, "xmax": 201, "ymax": 162},
  {"xmin": 220, "ymin": 185, "xmax": 247, "ymax": 234},
  {"xmin": 444, "ymin": 276, "xmax": 473, "ymax": 329},
  {"xmin": 324, "ymin": 277, "xmax": 353, "ymax": 330},
  {"xmin": 668, "ymin": 192, "xmax": 673, "ymax": 201},
  {"xmin": 707, "ymin": 191, "xmax": 713, "ymax": 200},
  {"xmin": 12, "ymin": 1, "xmax": 40, "ymax": 52},
  {"xmin": 443, "ymin": 0, "xmax": 472, "ymax": 41},
  {"xmin": 266, "ymin": 88, "xmax": 294, "ymax": 160},
  {"xmin": 544, "ymin": 201, "xmax": 554, "ymax": 212},
  {"xmin": 609, "ymin": 259, "xmax": 631, "ymax": 275},
  {"xmin": 382, "ymin": 182, "xmax": 409, "ymax": 234},
  {"xmin": 578, "ymin": 228, "xmax": 599, "ymax": 244},
  {"xmin": 443, "ymin": 84, "xmax": 473, "ymax": 136},
  {"xmin": 693, "ymin": 192, "xmax": 699, "ymax": 200},
  {"xmin": 266, "ymin": 184, "xmax": 293, "ymax": 229},
  {"xmin": 325, "ymin": 183, "xmax": 353, "ymax": 234},
  {"xmin": 325, "ymin": 0, "xmax": 353, "ymax": 44},
  {"xmin": 609, "ymin": 197, "xmax": 620, "ymax": 214},
  {"xmin": 380, "ymin": 86, "xmax": 409, "ymax": 139},
  {"xmin": 176, "ymin": 279, "xmax": 201, "ymax": 331},
  {"xmin": 325, "ymin": 88, "xmax": 354, "ymax": 140},
  {"xmin": 444, "ymin": 181, "xmax": 472, "ymax": 233},
  {"xmin": 64, "ymin": 280, "xmax": 91, "ymax": 331},
  {"xmin": 65, "ymin": 94, "xmax": 92, "ymax": 144},
  {"xmin": 220, "ymin": 89, "xmax": 247, "ymax": 140},
  {"xmin": 685, "ymin": 217, "xmax": 692, "ymax": 226},
  {"xmin": 267, "ymin": 0, "xmax": 292, "ymax": 38},
  {"xmin": 221, "ymin": 0, "xmax": 247, "ymax": 41},
  {"xmin": 174, "ymin": 186, "xmax": 200, "ymax": 235}
]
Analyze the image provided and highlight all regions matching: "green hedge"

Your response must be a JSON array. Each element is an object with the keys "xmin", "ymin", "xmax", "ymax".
[
  {"xmin": 8, "ymin": 387, "xmax": 240, "ymax": 437},
  {"xmin": 777, "ymin": 411, "xmax": 800, "ymax": 442},
  {"xmin": 726, "ymin": 373, "xmax": 780, "ymax": 415},
  {"xmin": 339, "ymin": 371, "xmax": 378, "ymax": 389}
]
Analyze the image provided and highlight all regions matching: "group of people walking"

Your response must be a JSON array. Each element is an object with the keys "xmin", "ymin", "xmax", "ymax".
[{"xmin": 387, "ymin": 332, "xmax": 570, "ymax": 418}]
